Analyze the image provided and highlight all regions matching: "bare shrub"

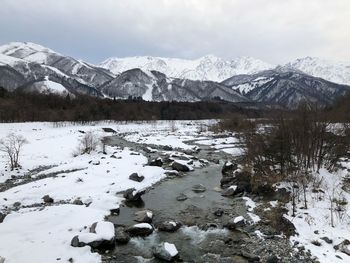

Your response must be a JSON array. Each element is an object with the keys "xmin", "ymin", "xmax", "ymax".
[
  {"xmin": 240, "ymin": 104, "xmax": 349, "ymax": 215},
  {"xmin": 76, "ymin": 131, "xmax": 100, "ymax": 155},
  {"xmin": 0, "ymin": 133, "xmax": 28, "ymax": 170}
]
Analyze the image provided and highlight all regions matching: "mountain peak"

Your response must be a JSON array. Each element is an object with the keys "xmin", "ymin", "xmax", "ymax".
[
  {"xmin": 0, "ymin": 41, "xmax": 56, "ymax": 55},
  {"xmin": 100, "ymin": 55, "xmax": 274, "ymax": 81}
]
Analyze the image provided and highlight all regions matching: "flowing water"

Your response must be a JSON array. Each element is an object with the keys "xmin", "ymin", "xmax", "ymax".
[{"xmin": 103, "ymin": 136, "xmax": 249, "ymax": 262}]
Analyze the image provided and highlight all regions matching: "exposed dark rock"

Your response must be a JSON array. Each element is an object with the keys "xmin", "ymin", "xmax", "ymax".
[
  {"xmin": 164, "ymin": 170, "xmax": 178, "ymax": 177},
  {"xmin": 213, "ymin": 208, "xmax": 224, "ymax": 217},
  {"xmin": 266, "ymin": 255, "xmax": 279, "ymax": 263},
  {"xmin": 176, "ymin": 193, "xmax": 188, "ymax": 201},
  {"xmin": 126, "ymin": 223, "xmax": 153, "ymax": 237},
  {"xmin": 157, "ymin": 221, "xmax": 182, "ymax": 232},
  {"xmin": 73, "ymin": 198, "xmax": 84, "ymax": 205},
  {"xmin": 172, "ymin": 161, "xmax": 190, "ymax": 172},
  {"xmin": 134, "ymin": 210, "xmax": 153, "ymax": 223},
  {"xmin": 192, "ymin": 184, "xmax": 206, "ymax": 193},
  {"xmin": 221, "ymin": 161, "xmax": 237, "ymax": 175},
  {"xmin": 42, "ymin": 195, "xmax": 54, "ymax": 203},
  {"xmin": 13, "ymin": 201, "xmax": 21, "ymax": 207},
  {"xmin": 221, "ymin": 170, "xmax": 252, "ymax": 194},
  {"xmin": 162, "ymin": 146, "xmax": 173, "ymax": 151},
  {"xmin": 225, "ymin": 216, "xmax": 246, "ymax": 230},
  {"xmin": 334, "ymin": 239, "xmax": 350, "ymax": 255},
  {"xmin": 153, "ymin": 242, "xmax": 179, "ymax": 262},
  {"xmin": 123, "ymin": 188, "xmax": 145, "ymax": 201},
  {"xmin": 129, "ymin": 173, "xmax": 144, "ymax": 182},
  {"xmin": 221, "ymin": 185, "xmax": 238, "ymax": 197},
  {"xmin": 320, "ymin": 237, "xmax": 333, "ymax": 244},
  {"xmin": 149, "ymin": 158, "xmax": 163, "ymax": 167},
  {"xmin": 71, "ymin": 222, "xmax": 115, "ymax": 250},
  {"xmin": 102, "ymin": 128, "xmax": 116, "ymax": 133},
  {"xmin": 0, "ymin": 213, "xmax": 5, "ymax": 223},
  {"xmin": 115, "ymin": 227, "xmax": 130, "ymax": 244}
]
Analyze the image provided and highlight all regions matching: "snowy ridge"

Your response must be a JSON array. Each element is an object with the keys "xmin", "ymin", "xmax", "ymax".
[
  {"xmin": 286, "ymin": 57, "xmax": 350, "ymax": 86},
  {"xmin": 100, "ymin": 55, "xmax": 274, "ymax": 82}
]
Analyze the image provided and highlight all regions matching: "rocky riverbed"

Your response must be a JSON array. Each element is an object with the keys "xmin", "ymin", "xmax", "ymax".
[{"xmin": 99, "ymin": 135, "xmax": 317, "ymax": 263}]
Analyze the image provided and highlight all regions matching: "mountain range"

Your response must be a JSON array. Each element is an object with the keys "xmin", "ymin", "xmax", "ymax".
[{"xmin": 0, "ymin": 41, "xmax": 350, "ymax": 108}]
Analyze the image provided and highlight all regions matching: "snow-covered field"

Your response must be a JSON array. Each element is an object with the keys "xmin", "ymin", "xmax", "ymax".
[
  {"xmin": 284, "ymin": 164, "xmax": 350, "ymax": 263},
  {"xmin": 0, "ymin": 120, "xmax": 227, "ymax": 263},
  {"xmin": 1, "ymin": 120, "xmax": 349, "ymax": 263}
]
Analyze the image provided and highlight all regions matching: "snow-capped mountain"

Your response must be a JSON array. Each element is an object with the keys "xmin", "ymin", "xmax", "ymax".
[
  {"xmin": 101, "ymin": 68, "xmax": 248, "ymax": 102},
  {"xmin": 222, "ymin": 68, "xmax": 350, "ymax": 108},
  {"xmin": 285, "ymin": 57, "xmax": 350, "ymax": 86},
  {"xmin": 1, "ymin": 41, "xmax": 350, "ymax": 108},
  {"xmin": 100, "ymin": 55, "xmax": 274, "ymax": 82},
  {"xmin": 0, "ymin": 42, "xmax": 114, "ymax": 87}
]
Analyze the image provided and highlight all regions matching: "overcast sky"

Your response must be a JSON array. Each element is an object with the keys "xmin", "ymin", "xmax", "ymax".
[{"xmin": 0, "ymin": 0, "xmax": 349, "ymax": 65}]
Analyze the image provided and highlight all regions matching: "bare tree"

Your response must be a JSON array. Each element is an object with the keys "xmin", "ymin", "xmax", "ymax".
[
  {"xmin": 76, "ymin": 131, "xmax": 100, "ymax": 155},
  {"xmin": 0, "ymin": 133, "xmax": 28, "ymax": 170}
]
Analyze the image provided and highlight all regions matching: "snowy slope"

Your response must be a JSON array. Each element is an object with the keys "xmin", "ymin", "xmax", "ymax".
[
  {"xmin": 222, "ymin": 69, "xmax": 350, "ymax": 108},
  {"xmin": 0, "ymin": 42, "xmax": 114, "ymax": 87},
  {"xmin": 286, "ymin": 57, "xmax": 350, "ymax": 86},
  {"xmin": 100, "ymin": 55, "xmax": 274, "ymax": 82}
]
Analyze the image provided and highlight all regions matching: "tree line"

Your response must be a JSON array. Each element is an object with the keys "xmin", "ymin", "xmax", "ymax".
[{"xmin": 0, "ymin": 88, "xmax": 261, "ymax": 122}]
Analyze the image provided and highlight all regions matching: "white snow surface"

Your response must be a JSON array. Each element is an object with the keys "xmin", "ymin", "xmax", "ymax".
[
  {"xmin": 284, "ymin": 166, "xmax": 350, "ymax": 263},
  {"xmin": 100, "ymin": 55, "xmax": 273, "ymax": 82},
  {"xmin": 133, "ymin": 223, "xmax": 153, "ymax": 229},
  {"xmin": 233, "ymin": 216, "xmax": 245, "ymax": 223},
  {"xmin": 164, "ymin": 242, "xmax": 178, "ymax": 257},
  {"xmin": 286, "ymin": 56, "xmax": 350, "ymax": 85},
  {"xmin": 0, "ymin": 121, "xmax": 175, "ymax": 263}
]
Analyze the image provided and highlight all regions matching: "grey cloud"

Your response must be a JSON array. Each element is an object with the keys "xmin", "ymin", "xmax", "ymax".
[{"xmin": 0, "ymin": 0, "xmax": 349, "ymax": 64}]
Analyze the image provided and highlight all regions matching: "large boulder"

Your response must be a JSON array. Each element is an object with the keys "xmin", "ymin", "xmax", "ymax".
[
  {"xmin": 221, "ymin": 170, "xmax": 252, "ymax": 193},
  {"xmin": 149, "ymin": 158, "xmax": 163, "ymax": 167},
  {"xmin": 123, "ymin": 188, "xmax": 145, "ymax": 201},
  {"xmin": 126, "ymin": 223, "xmax": 153, "ymax": 237},
  {"xmin": 225, "ymin": 216, "xmax": 246, "ymax": 230},
  {"xmin": 172, "ymin": 161, "xmax": 190, "ymax": 172},
  {"xmin": 134, "ymin": 210, "xmax": 153, "ymax": 223},
  {"xmin": 157, "ymin": 221, "xmax": 182, "ymax": 232},
  {"xmin": 71, "ymin": 221, "xmax": 115, "ymax": 250},
  {"xmin": 153, "ymin": 242, "xmax": 179, "ymax": 261},
  {"xmin": 115, "ymin": 227, "xmax": 130, "ymax": 244},
  {"xmin": 221, "ymin": 161, "xmax": 237, "ymax": 175}
]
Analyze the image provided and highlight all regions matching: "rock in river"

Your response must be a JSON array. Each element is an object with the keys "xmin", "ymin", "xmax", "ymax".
[
  {"xmin": 221, "ymin": 185, "xmax": 238, "ymax": 197},
  {"xmin": 115, "ymin": 227, "xmax": 130, "ymax": 244},
  {"xmin": 157, "ymin": 221, "xmax": 182, "ymax": 232},
  {"xmin": 134, "ymin": 210, "xmax": 153, "ymax": 223},
  {"xmin": 126, "ymin": 223, "xmax": 153, "ymax": 237},
  {"xmin": 172, "ymin": 161, "xmax": 190, "ymax": 172},
  {"xmin": 71, "ymin": 221, "xmax": 115, "ymax": 250},
  {"xmin": 123, "ymin": 188, "xmax": 145, "ymax": 201},
  {"xmin": 225, "ymin": 216, "xmax": 246, "ymax": 230},
  {"xmin": 192, "ymin": 184, "xmax": 206, "ymax": 193},
  {"xmin": 153, "ymin": 242, "xmax": 179, "ymax": 261},
  {"xmin": 176, "ymin": 193, "xmax": 188, "ymax": 201}
]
